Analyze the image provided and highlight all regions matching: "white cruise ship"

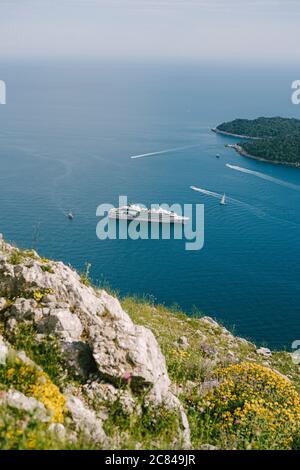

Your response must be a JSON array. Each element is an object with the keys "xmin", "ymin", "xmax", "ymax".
[{"xmin": 109, "ymin": 204, "xmax": 189, "ymax": 224}]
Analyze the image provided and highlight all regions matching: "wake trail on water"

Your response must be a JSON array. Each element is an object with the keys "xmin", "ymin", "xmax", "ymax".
[
  {"xmin": 3, "ymin": 144, "xmax": 77, "ymax": 218},
  {"xmin": 190, "ymin": 185, "xmax": 300, "ymax": 228},
  {"xmin": 226, "ymin": 164, "xmax": 300, "ymax": 192},
  {"xmin": 190, "ymin": 186, "xmax": 266, "ymax": 217},
  {"xmin": 190, "ymin": 186, "xmax": 220, "ymax": 199},
  {"xmin": 131, "ymin": 144, "xmax": 200, "ymax": 159}
]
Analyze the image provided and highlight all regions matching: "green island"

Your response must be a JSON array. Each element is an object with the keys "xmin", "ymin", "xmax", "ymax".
[{"xmin": 213, "ymin": 117, "xmax": 300, "ymax": 166}]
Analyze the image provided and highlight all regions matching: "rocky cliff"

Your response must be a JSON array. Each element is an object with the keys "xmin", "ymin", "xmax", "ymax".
[{"xmin": 1, "ymin": 234, "xmax": 300, "ymax": 450}]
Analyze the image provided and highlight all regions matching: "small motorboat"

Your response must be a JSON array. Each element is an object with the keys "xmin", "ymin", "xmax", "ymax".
[
  {"xmin": 68, "ymin": 212, "xmax": 74, "ymax": 220},
  {"xmin": 220, "ymin": 194, "xmax": 226, "ymax": 205}
]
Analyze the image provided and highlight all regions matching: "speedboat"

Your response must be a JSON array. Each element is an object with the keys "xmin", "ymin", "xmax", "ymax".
[
  {"xmin": 220, "ymin": 194, "xmax": 226, "ymax": 205},
  {"xmin": 109, "ymin": 204, "xmax": 189, "ymax": 224}
]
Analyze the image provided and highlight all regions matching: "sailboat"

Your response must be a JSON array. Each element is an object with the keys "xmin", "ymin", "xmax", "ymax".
[{"xmin": 220, "ymin": 193, "xmax": 226, "ymax": 205}]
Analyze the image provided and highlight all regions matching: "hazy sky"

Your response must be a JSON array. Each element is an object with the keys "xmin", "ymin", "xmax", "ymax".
[{"xmin": 0, "ymin": 0, "xmax": 299, "ymax": 63}]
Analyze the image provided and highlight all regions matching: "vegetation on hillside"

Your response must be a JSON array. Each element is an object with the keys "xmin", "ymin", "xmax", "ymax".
[
  {"xmin": 123, "ymin": 298, "xmax": 300, "ymax": 450},
  {"xmin": 216, "ymin": 117, "xmax": 300, "ymax": 164},
  {"xmin": 240, "ymin": 133, "xmax": 300, "ymax": 164},
  {"xmin": 217, "ymin": 117, "xmax": 300, "ymax": 138},
  {"xmin": 1, "ymin": 244, "xmax": 300, "ymax": 450},
  {"xmin": 1, "ymin": 291, "xmax": 300, "ymax": 450}
]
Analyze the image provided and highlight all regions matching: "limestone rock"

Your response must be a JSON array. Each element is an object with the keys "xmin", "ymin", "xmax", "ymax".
[
  {"xmin": 0, "ymin": 335, "xmax": 9, "ymax": 365},
  {"xmin": 48, "ymin": 423, "xmax": 66, "ymax": 439},
  {"xmin": 0, "ymin": 390, "xmax": 50, "ymax": 422},
  {"xmin": 16, "ymin": 350, "xmax": 42, "ymax": 370},
  {"xmin": 66, "ymin": 395, "xmax": 107, "ymax": 445},
  {"xmin": 82, "ymin": 381, "xmax": 139, "ymax": 418},
  {"xmin": 37, "ymin": 309, "xmax": 83, "ymax": 340},
  {"xmin": 256, "ymin": 347, "xmax": 272, "ymax": 357},
  {"xmin": 83, "ymin": 381, "xmax": 118, "ymax": 404},
  {"xmin": 199, "ymin": 379, "xmax": 220, "ymax": 395},
  {"xmin": 89, "ymin": 309, "xmax": 170, "ymax": 401},
  {"xmin": 60, "ymin": 340, "xmax": 97, "ymax": 379},
  {"xmin": 177, "ymin": 336, "xmax": 189, "ymax": 350},
  {"xmin": 5, "ymin": 317, "xmax": 17, "ymax": 335},
  {"xmin": 200, "ymin": 342, "xmax": 217, "ymax": 357},
  {"xmin": 2, "ymin": 259, "xmax": 106, "ymax": 320},
  {"xmin": 200, "ymin": 317, "xmax": 220, "ymax": 328},
  {"xmin": 200, "ymin": 443, "xmax": 218, "ymax": 450},
  {"xmin": 7, "ymin": 298, "xmax": 38, "ymax": 321},
  {"xmin": 156, "ymin": 393, "xmax": 191, "ymax": 449},
  {"xmin": 237, "ymin": 337, "xmax": 252, "ymax": 347},
  {"xmin": 0, "ymin": 238, "xmax": 174, "ymax": 406},
  {"xmin": 0, "ymin": 297, "xmax": 6, "ymax": 311},
  {"xmin": 0, "ymin": 237, "xmax": 191, "ymax": 447}
]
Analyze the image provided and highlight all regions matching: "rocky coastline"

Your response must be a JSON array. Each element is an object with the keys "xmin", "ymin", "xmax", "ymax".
[
  {"xmin": 227, "ymin": 143, "xmax": 300, "ymax": 168},
  {"xmin": 1, "ymin": 234, "xmax": 300, "ymax": 450}
]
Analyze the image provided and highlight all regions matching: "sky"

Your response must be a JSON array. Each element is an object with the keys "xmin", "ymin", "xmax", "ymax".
[{"xmin": 0, "ymin": 0, "xmax": 299, "ymax": 63}]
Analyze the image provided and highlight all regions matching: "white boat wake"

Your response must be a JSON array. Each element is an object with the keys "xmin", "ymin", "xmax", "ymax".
[
  {"xmin": 190, "ymin": 185, "xmax": 300, "ymax": 228},
  {"xmin": 190, "ymin": 186, "xmax": 265, "ymax": 217},
  {"xmin": 226, "ymin": 164, "xmax": 300, "ymax": 192},
  {"xmin": 131, "ymin": 144, "xmax": 199, "ymax": 159},
  {"xmin": 190, "ymin": 186, "xmax": 221, "ymax": 199}
]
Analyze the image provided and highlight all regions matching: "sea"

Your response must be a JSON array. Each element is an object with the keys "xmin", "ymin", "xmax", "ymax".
[{"xmin": 0, "ymin": 59, "xmax": 299, "ymax": 349}]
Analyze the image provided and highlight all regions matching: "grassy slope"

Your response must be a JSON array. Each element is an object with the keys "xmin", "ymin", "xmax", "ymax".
[
  {"xmin": 123, "ymin": 297, "xmax": 300, "ymax": 389},
  {"xmin": 1, "ymin": 245, "xmax": 300, "ymax": 449},
  {"xmin": 123, "ymin": 297, "xmax": 300, "ymax": 448},
  {"xmin": 1, "ymin": 292, "xmax": 300, "ymax": 450}
]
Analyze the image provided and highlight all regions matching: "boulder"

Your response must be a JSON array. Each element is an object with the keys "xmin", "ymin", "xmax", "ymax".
[
  {"xmin": 160, "ymin": 393, "xmax": 191, "ymax": 449},
  {"xmin": 200, "ymin": 316, "xmax": 220, "ymax": 328},
  {"xmin": 177, "ymin": 336, "xmax": 189, "ymax": 350},
  {"xmin": 0, "ymin": 335, "xmax": 9, "ymax": 365},
  {"xmin": 60, "ymin": 340, "xmax": 97, "ymax": 379},
  {"xmin": 7, "ymin": 298, "xmax": 38, "ymax": 321},
  {"xmin": 237, "ymin": 337, "xmax": 252, "ymax": 347},
  {"xmin": 66, "ymin": 395, "xmax": 107, "ymax": 446},
  {"xmin": 16, "ymin": 350, "xmax": 42, "ymax": 370},
  {"xmin": 256, "ymin": 347, "xmax": 272, "ymax": 357},
  {"xmin": 199, "ymin": 342, "xmax": 217, "ymax": 357},
  {"xmin": 1, "ymin": 259, "xmax": 106, "ymax": 320},
  {"xmin": 89, "ymin": 308, "xmax": 170, "ymax": 400},
  {"xmin": 48, "ymin": 423, "xmax": 66, "ymax": 439},
  {"xmin": 200, "ymin": 443, "xmax": 218, "ymax": 450},
  {"xmin": 82, "ymin": 380, "xmax": 139, "ymax": 418},
  {"xmin": 5, "ymin": 317, "xmax": 17, "ymax": 335},
  {"xmin": 0, "ymin": 297, "xmax": 6, "ymax": 311},
  {"xmin": 0, "ymin": 237, "xmax": 191, "ymax": 447},
  {"xmin": 37, "ymin": 309, "xmax": 83, "ymax": 340},
  {"xmin": 0, "ymin": 390, "xmax": 50, "ymax": 422}
]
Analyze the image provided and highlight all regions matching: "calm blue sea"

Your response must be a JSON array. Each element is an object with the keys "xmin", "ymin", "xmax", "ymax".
[{"xmin": 0, "ymin": 60, "xmax": 299, "ymax": 348}]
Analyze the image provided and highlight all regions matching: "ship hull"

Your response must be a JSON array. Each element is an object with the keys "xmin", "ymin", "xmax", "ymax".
[{"xmin": 108, "ymin": 212, "xmax": 188, "ymax": 224}]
